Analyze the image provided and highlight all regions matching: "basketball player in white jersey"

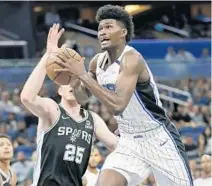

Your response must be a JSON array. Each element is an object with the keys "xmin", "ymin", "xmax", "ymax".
[
  {"xmin": 0, "ymin": 134, "xmax": 17, "ymax": 186},
  {"xmin": 53, "ymin": 5, "xmax": 193, "ymax": 186},
  {"xmin": 84, "ymin": 147, "xmax": 101, "ymax": 186}
]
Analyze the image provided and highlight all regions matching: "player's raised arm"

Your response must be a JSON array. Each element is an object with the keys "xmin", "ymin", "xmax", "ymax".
[
  {"xmin": 20, "ymin": 24, "xmax": 64, "ymax": 118},
  {"xmin": 91, "ymin": 111, "xmax": 118, "ymax": 151},
  {"xmin": 20, "ymin": 52, "xmax": 51, "ymax": 117}
]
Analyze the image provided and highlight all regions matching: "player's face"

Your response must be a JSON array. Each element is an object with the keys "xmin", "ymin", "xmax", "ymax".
[
  {"xmin": 0, "ymin": 138, "xmax": 13, "ymax": 160},
  {"xmin": 201, "ymin": 156, "xmax": 211, "ymax": 172},
  {"xmin": 59, "ymin": 85, "xmax": 76, "ymax": 101},
  {"xmin": 88, "ymin": 148, "xmax": 101, "ymax": 168},
  {"xmin": 98, "ymin": 19, "xmax": 126, "ymax": 50}
]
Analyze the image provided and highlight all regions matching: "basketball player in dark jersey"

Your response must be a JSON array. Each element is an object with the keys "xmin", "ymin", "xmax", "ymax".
[
  {"xmin": 0, "ymin": 135, "xmax": 17, "ymax": 186},
  {"xmin": 54, "ymin": 5, "xmax": 193, "ymax": 186},
  {"xmin": 20, "ymin": 24, "xmax": 118, "ymax": 186}
]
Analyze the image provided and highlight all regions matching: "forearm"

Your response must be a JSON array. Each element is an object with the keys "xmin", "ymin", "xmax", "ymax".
[
  {"xmin": 21, "ymin": 53, "xmax": 48, "ymax": 101},
  {"xmin": 79, "ymin": 73, "xmax": 120, "ymax": 114},
  {"xmin": 108, "ymin": 136, "xmax": 119, "ymax": 151},
  {"xmin": 73, "ymin": 82, "xmax": 91, "ymax": 105}
]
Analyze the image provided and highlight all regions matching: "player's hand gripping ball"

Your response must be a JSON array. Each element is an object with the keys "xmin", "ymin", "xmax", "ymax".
[{"xmin": 46, "ymin": 47, "xmax": 82, "ymax": 85}]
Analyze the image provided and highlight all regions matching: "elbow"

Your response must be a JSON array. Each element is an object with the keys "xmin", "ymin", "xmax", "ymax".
[
  {"xmin": 109, "ymin": 137, "xmax": 119, "ymax": 151},
  {"xmin": 20, "ymin": 91, "xmax": 33, "ymax": 105},
  {"xmin": 113, "ymin": 109, "xmax": 123, "ymax": 116},
  {"xmin": 109, "ymin": 98, "xmax": 126, "ymax": 116},
  {"xmin": 20, "ymin": 95, "xmax": 29, "ymax": 105},
  {"xmin": 110, "ymin": 144, "xmax": 117, "ymax": 151},
  {"xmin": 107, "ymin": 144, "xmax": 116, "ymax": 152},
  {"xmin": 111, "ymin": 104, "xmax": 125, "ymax": 116}
]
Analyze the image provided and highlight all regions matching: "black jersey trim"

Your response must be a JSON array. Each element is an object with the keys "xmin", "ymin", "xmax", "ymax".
[
  {"xmin": 134, "ymin": 90, "xmax": 162, "ymax": 126},
  {"xmin": 32, "ymin": 133, "xmax": 45, "ymax": 186},
  {"xmin": 62, "ymin": 107, "xmax": 89, "ymax": 123},
  {"xmin": 0, "ymin": 168, "xmax": 11, "ymax": 184}
]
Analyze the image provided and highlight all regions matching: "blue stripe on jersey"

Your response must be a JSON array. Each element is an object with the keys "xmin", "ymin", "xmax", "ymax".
[
  {"xmin": 150, "ymin": 82, "xmax": 158, "ymax": 105},
  {"xmin": 102, "ymin": 83, "xmax": 116, "ymax": 91},
  {"xmin": 162, "ymin": 124, "xmax": 194, "ymax": 185},
  {"xmin": 135, "ymin": 90, "xmax": 193, "ymax": 185},
  {"xmin": 134, "ymin": 90, "xmax": 162, "ymax": 126}
]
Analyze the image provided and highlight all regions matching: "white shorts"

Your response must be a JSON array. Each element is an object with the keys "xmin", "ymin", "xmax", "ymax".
[{"xmin": 102, "ymin": 126, "xmax": 193, "ymax": 186}]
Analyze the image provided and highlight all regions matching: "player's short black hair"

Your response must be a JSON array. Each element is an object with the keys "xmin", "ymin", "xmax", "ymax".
[
  {"xmin": 0, "ymin": 134, "xmax": 12, "ymax": 143},
  {"xmin": 96, "ymin": 4, "xmax": 134, "ymax": 42}
]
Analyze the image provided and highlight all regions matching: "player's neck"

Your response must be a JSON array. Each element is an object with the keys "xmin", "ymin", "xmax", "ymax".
[
  {"xmin": 88, "ymin": 166, "xmax": 98, "ymax": 174},
  {"xmin": 60, "ymin": 99, "xmax": 81, "ymax": 116},
  {"xmin": 107, "ymin": 44, "xmax": 126, "ymax": 63},
  {"xmin": 0, "ymin": 160, "xmax": 10, "ymax": 175}
]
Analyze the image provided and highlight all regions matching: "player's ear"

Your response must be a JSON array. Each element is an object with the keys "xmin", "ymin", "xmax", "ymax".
[{"xmin": 121, "ymin": 28, "xmax": 127, "ymax": 38}]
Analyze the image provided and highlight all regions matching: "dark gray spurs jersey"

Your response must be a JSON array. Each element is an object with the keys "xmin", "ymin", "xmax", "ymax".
[
  {"xmin": 32, "ymin": 105, "xmax": 94, "ymax": 186},
  {"xmin": 0, "ymin": 168, "xmax": 12, "ymax": 186}
]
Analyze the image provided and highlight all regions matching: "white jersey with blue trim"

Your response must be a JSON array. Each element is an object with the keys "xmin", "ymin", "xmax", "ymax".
[{"xmin": 96, "ymin": 45, "xmax": 166, "ymax": 134}]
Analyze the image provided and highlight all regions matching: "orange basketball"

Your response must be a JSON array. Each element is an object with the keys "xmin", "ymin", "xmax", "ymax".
[{"xmin": 46, "ymin": 48, "xmax": 82, "ymax": 85}]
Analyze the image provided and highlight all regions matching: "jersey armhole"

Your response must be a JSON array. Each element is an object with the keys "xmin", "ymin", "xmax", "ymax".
[{"xmin": 44, "ymin": 104, "xmax": 61, "ymax": 134}]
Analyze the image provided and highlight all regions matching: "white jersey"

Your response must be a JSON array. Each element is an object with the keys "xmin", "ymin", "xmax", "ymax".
[
  {"xmin": 194, "ymin": 177, "xmax": 212, "ymax": 186},
  {"xmin": 96, "ymin": 45, "xmax": 168, "ymax": 134},
  {"xmin": 84, "ymin": 169, "xmax": 99, "ymax": 186}
]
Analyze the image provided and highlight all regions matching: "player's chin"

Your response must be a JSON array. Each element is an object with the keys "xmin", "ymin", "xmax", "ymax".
[
  {"xmin": 6, "ymin": 156, "xmax": 12, "ymax": 160},
  {"xmin": 89, "ymin": 164, "xmax": 98, "ymax": 168},
  {"xmin": 101, "ymin": 44, "xmax": 112, "ymax": 51},
  {"xmin": 66, "ymin": 96, "xmax": 77, "ymax": 101},
  {"xmin": 1, "ymin": 155, "xmax": 12, "ymax": 160}
]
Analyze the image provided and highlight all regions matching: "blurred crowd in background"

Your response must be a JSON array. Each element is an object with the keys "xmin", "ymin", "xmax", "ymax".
[{"xmin": 164, "ymin": 47, "xmax": 210, "ymax": 63}]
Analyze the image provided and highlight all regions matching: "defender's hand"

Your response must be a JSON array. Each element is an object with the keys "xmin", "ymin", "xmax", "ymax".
[{"xmin": 46, "ymin": 23, "xmax": 65, "ymax": 54}]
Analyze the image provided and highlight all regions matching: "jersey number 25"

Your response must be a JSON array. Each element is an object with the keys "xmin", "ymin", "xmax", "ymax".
[{"xmin": 63, "ymin": 144, "xmax": 85, "ymax": 164}]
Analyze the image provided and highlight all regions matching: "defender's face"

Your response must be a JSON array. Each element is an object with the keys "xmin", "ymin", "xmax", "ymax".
[
  {"xmin": 59, "ymin": 85, "xmax": 76, "ymax": 101},
  {"xmin": 88, "ymin": 148, "xmax": 101, "ymax": 168},
  {"xmin": 0, "ymin": 138, "xmax": 13, "ymax": 160},
  {"xmin": 98, "ymin": 19, "xmax": 124, "ymax": 50}
]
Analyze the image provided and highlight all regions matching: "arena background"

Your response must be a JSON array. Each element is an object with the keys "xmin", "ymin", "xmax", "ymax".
[{"xmin": 0, "ymin": 1, "xmax": 211, "ymax": 186}]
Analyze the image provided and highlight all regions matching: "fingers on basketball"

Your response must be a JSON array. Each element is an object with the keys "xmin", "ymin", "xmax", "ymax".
[
  {"xmin": 65, "ymin": 48, "xmax": 82, "ymax": 62},
  {"xmin": 46, "ymin": 48, "xmax": 82, "ymax": 85}
]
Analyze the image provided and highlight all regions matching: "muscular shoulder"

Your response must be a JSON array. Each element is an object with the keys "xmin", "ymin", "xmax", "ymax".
[
  {"xmin": 89, "ymin": 111, "xmax": 99, "ymax": 121},
  {"xmin": 89, "ymin": 54, "xmax": 101, "ymax": 70},
  {"xmin": 39, "ymin": 98, "xmax": 59, "ymax": 122},
  {"xmin": 89, "ymin": 111, "xmax": 103, "ymax": 128},
  {"xmin": 121, "ymin": 49, "xmax": 144, "ymax": 74},
  {"xmin": 43, "ymin": 97, "xmax": 59, "ymax": 117},
  {"xmin": 88, "ymin": 53, "xmax": 101, "ymax": 79},
  {"xmin": 42, "ymin": 97, "xmax": 57, "ymax": 107},
  {"xmin": 41, "ymin": 97, "xmax": 58, "ymax": 115}
]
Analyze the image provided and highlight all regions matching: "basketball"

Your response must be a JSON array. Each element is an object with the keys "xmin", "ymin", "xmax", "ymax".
[{"xmin": 46, "ymin": 48, "xmax": 82, "ymax": 85}]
